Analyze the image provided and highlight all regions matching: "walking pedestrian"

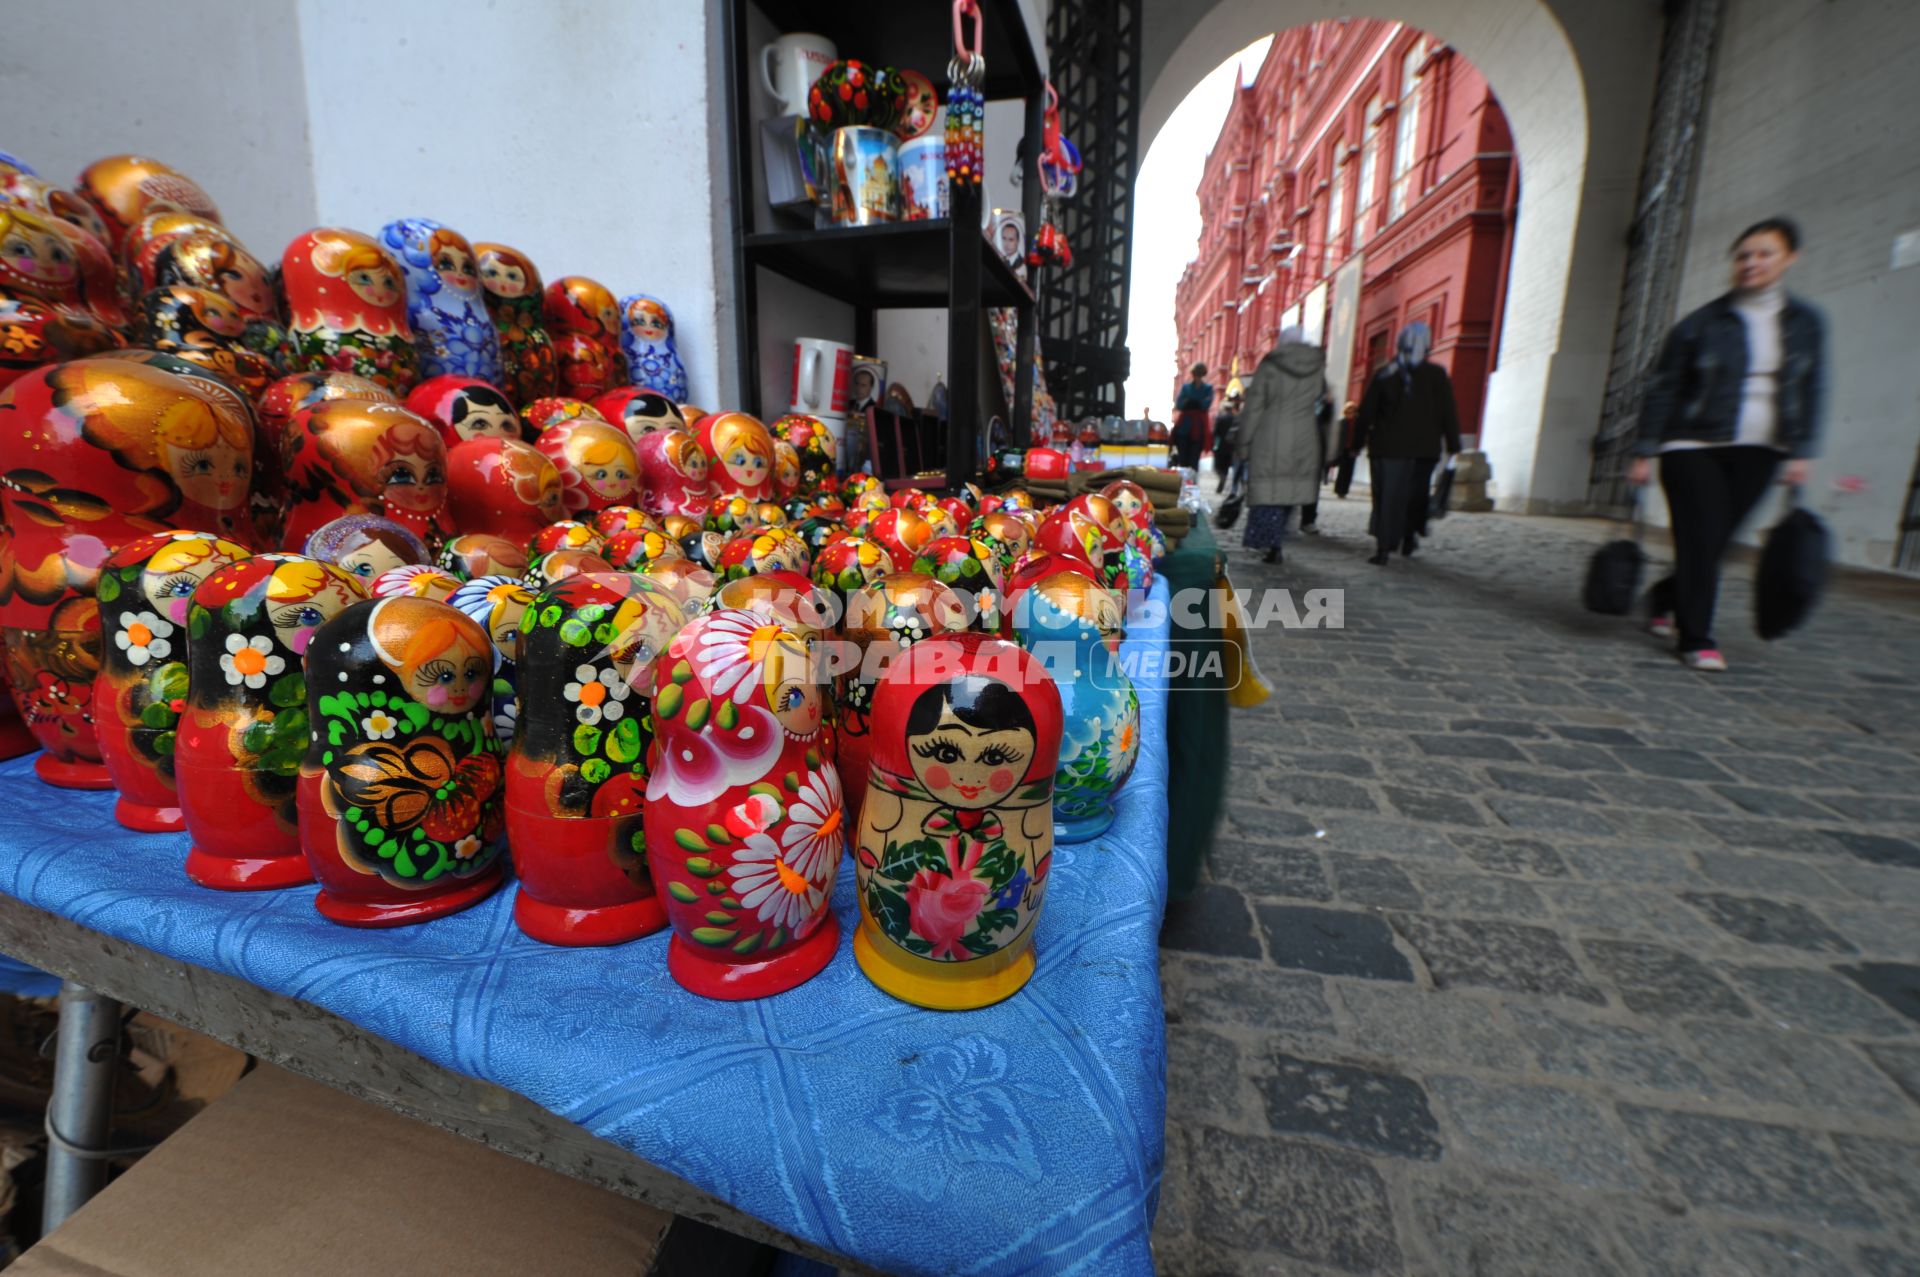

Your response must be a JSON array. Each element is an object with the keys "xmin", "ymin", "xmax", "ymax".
[
  {"xmin": 1234, "ymin": 326, "xmax": 1327, "ymax": 564},
  {"xmin": 1331, "ymin": 400, "xmax": 1360, "ymax": 497},
  {"xmin": 1630, "ymin": 217, "xmax": 1824, "ymax": 672},
  {"xmin": 1353, "ymin": 321, "xmax": 1460, "ymax": 565},
  {"xmin": 1172, "ymin": 364, "xmax": 1214, "ymax": 471},
  {"xmin": 1212, "ymin": 392, "xmax": 1242, "ymax": 493},
  {"xmin": 1299, "ymin": 394, "xmax": 1333, "ymax": 534}
]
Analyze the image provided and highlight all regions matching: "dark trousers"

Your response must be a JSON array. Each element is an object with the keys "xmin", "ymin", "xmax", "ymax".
[
  {"xmin": 1370, "ymin": 457, "xmax": 1437, "ymax": 555},
  {"xmin": 1652, "ymin": 446, "xmax": 1783, "ymax": 652}
]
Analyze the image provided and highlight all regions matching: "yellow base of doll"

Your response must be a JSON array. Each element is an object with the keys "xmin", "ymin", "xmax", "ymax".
[{"xmin": 852, "ymin": 922, "xmax": 1037, "ymax": 1010}]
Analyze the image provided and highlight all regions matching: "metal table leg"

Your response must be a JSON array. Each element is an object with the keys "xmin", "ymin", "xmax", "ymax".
[{"xmin": 41, "ymin": 980, "xmax": 124, "ymax": 1232}]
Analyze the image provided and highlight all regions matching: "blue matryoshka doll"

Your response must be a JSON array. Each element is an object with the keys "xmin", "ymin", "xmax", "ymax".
[
  {"xmin": 618, "ymin": 293, "xmax": 688, "ymax": 402},
  {"xmin": 379, "ymin": 218, "xmax": 504, "ymax": 384}
]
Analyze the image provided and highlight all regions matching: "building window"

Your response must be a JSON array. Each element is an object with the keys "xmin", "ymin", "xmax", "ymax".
[
  {"xmin": 1356, "ymin": 94, "xmax": 1382, "ymax": 232},
  {"xmin": 1389, "ymin": 39, "xmax": 1427, "ymax": 222},
  {"xmin": 1324, "ymin": 137, "xmax": 1347, "ymax": 277}
]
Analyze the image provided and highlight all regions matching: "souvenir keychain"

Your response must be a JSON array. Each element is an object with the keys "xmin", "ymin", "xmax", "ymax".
[{"xmin": 945, "ymin": 1, "xmax": 984, "ymax": 192}]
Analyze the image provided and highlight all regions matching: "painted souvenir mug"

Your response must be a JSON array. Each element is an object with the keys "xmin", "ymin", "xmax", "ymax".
[
  {"xmin": 896, "ymin": 136, "xmax": 948, "ymax": 221},
  {"xmin": 827, "ymin": 127, "xmax": 899, "ymax": 227}
]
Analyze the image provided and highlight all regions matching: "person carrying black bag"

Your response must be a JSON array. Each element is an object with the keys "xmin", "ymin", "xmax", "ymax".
[
  {"xmin": 1352, "ymin": 321, "xmax": 1461, "ymax": 565},
  {"xmin": 1629, "ymin": 217, "xmax": 1825, "ymax": 672},
  {"xmin": 1212, "ymin": 391, "xmax": 1242, "ymax": 493}
]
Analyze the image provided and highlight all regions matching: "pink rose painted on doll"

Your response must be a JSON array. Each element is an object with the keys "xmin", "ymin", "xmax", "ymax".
[{"xmin": 906, "ymin": 835, "xmax": 992, "ymax": 960}]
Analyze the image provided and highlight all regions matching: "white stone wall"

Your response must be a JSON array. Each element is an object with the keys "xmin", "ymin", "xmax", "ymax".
[{"xmin": 1666, "ymin": 0, "xmax": 1920, "ymax": 569}]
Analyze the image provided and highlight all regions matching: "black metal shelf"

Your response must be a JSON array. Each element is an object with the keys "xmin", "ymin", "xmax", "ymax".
[
  {"xmin": 744, "ymin": 222, "xmax": 1034, "ymax": 310},
  {"xmin": 746, "ymin": 0, "xmax": 1044, "ymax": 101}
]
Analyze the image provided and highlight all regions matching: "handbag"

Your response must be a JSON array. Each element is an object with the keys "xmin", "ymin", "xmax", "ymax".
[
  {"xmin": 1214, "ymin": 493, "xmax": 1244, "ymax": 530},
  {"xmin": 1755, "ymin": 488, "xmax": 1829, "ymax": 639},
  {"xmin": 1429, "ymin": 457, "xmax": 1456, "ymax": 520},
  {"xmin": 1582, "ymin": 493, "xmax": 1645, "ymax": 615}
]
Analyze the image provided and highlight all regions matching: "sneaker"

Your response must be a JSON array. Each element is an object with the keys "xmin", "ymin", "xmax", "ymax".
[
  {"xmin": 1647, "ymin": 614, "xmax": 1675, "ymax": 639},
  {"xmin": 1680, "ymin": 649, "xmax": 1728, "ymax": 672},
  {"xmin": 1300, "ymin": 521, "xmax": 1320, "ymax": 535}
]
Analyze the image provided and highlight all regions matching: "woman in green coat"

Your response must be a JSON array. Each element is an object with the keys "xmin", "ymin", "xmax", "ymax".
[{"xmin": 1234, "ymin": 327, "xmax": 1328, "ymax": 564}]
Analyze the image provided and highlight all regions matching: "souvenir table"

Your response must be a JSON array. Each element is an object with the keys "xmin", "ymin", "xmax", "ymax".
[{"xmin": 0, "ymin": 583, "xmax": 1173, "ymax": 1277}]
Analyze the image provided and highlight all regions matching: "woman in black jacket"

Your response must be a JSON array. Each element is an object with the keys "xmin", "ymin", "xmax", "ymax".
[
  {"xmin": 1353, "ymin": 322, "xmax": 1461, "ymax": 565},
  {"xmin": 1631, "ymin": 217, "xmax": 1824, "ymax": 672}
]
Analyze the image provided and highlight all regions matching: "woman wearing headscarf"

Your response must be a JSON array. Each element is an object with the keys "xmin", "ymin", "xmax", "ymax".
[
  {"xmin": 1353, "ymin": 321, "xmax": 1461, "ymax": 565},
  {"xmin": 1629, "ymin": 217, "xmax": 1824, "ymax": 672},
  {"xmin": 1171, "ymin": 363, "xmax": 1214, "ymax": 471},
  {"xmin": 1234, "ymin": 326, "xmax": 1328, "ymax": 564}
]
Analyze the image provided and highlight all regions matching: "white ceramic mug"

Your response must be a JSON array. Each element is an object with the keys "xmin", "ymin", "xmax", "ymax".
[
  {"xmin": 791, "ymin": 337, "xmax": 854, "ymax": 415},
  {"xmin": 761, "ymin": 33, "xmax": 838, "ymax": 117},
  {"xmin": 897, "ymin": 137, "xmax": 948, "ymax": 221}
]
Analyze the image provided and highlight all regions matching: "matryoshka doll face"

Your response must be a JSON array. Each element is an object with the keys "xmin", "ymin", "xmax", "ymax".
[
  {"xmin": 625, "ymin": 297, "xmax": 671, "ymax": 344},
  {"xmin": 256, "ymin": 555, "xmax": 367, "ymax": 657},
  {"xmin": 759, "ymin": 630, "xmax": 824, "ymax": 738},
  {"xmin": 592, "ymin": 388, "xmax": 685, "ymax": 440},
  {"xmin": 370, "ymin": 417, "xmax": 449, "ymax": 516},
  {"xmin": 0, "ymin": 206, "xmax": 80, "ymax": 300},
  {"xmin": 134, "ymin": 533, "xmax": 252, "ymax": 628},
  {"xmin": 904, "ymin": 682, "xmax": 1038, "ymax": 811},
  {"xmin": 406, "ymin": 376, "xmax": 521, "ymax": 445},
  {"xmin": 476, "ymin": 246, "xmax": 530, "ymax": 298},
  {"xmin": 283, "ymin": 229, "xmax": 410, "ymax": 334},
  {"xmin": 428, "ymin": 231, "xmax": 479, "ymax": 292},
  {"xmin": 773, "ymin": 442, "xmax": 801, "ymax": 498},
  {"xmin": 1099, "ymin": 480, "xmax": 1149, "ymax": 525},
  {"xmin": 368, "ymin": 595, "xmax": 493, "ymax": 716},
  {"xmin": 542, "ymin": 419, "xmax": 638, "ymax": 508},
  {"xmin": 438, "ymin": 532, "xmax": 528, "ymax": 581},
  {"xmin": 896, "ymin": 69, "xmax": 939, "ymax": 139},
  {"xmin": 700, "ymin": 413, "xmax": 774, "ymax": 497},
  {"xmin": 677, "ymin": 436, "xmax": 710, "ymax": 484},
  {"xmin": 339, "ymin": 528, "xmax": 427, "ymax": 586},
  {"xmin": 155, "ymin": 390, "xmax": 254, "ymax": 513},
  {"xmin": 153, "ymin": 233, "xmax": 275, "ymax": 319}
]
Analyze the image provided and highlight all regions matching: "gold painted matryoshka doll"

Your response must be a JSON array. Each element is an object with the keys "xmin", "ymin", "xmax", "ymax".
[
  {"xmin": 299, "ymin": 595, "xmax": 507, "ymax": 925},
  {"xmin": 282, "ymin": 399, "xmax": 449, "ymax": 552},
  {"xmin": 280, "ymin": 228, "xmax": 419, "ymax": 394},
  {"xmin": 534, "ymin": 416, "xmax": 639, "ymax": 515},
  {"xmin": 542, "ymin": 275, "xmax": 622, "ymax": 399}
]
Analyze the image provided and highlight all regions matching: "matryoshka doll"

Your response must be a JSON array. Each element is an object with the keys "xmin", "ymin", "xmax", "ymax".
[
  {"xmin": 371, "ymin": 564, "xmax": 461, "ymax": 602},
  {"xmin": 644, "ymin": 607, "xmax": 842, "ymax": 997},
  {"xmin": 839, "ymin": 572, "xmax": 968, "ymax": 830},
  {"xmin": 810, "ymin": 536, "xmax": 894, "ymax": 619},
  {"xmin": 253, "ymin": 371, "xmax": 396, "ymax": 548},
  {"xmin": 1011, "ymin": 571, "xmax": 1138, "ymax": 843},
  {"xmin": 0, "ymin": 205, "xmax": 121, "ymax": 390},
  {"xmin": 507, "ymin": 572, "xmax": 686, "ymax": 944},
  {"xmin": 132, "ymin": 285, "xmax": 279, "ymax": 396},
  {"xmin": 520, "ymin": 396, "xmax": 606, "ymax": 435},
  {"xmin": 915, "ymin": 535, "xmax": 1004, "ymax": 631},
  {"xmin": 72, "ymin": 155, "xmax": 220, "ymax": 252},
  {"xmin": 592, "ymin": 387, "xmax": 684, "ymax": 444},
  {"xmin": 303, "ymin": 513, "xmax": 429, "ymax": 591},
  {"xmin": 867, "ymin": 506, "xmax": 933, "ymax": 572},
  {"xmin": 299, "ymin": 596, "xmax": 506, "ymax": 925},
  {"xmin": 542, "ymin": 276, "xmax": 622, "ymax": 399},
  {"xmin": 636, "ymin": 427, "xmax": 714, "ymax": 519},
  {"xmin": 280, "ymin": 228, "xmax": 419, "ymax": 394},
  {"xmin": 472, "ymin": 241, "xmax": 557, "ymax": 404},
  {"xmin": 591, "ymin": 505, "xmax": 656, "ymax": 539},
  {"xmin": 437, "ymin": 531, "xmax": 528, "ymax": 582},
  {"xmin": 448, "ymin": 573, "xmax": 533, "ymax": 742},
  {"xmin": 604, "ymin": 526, "xmax": 680, "ymax": 572},
  {"xmin": 618, "ymin": 293, "xmax": 688, "ymax": 402},
  {"xmin": 522, "ymin": 548, "xmax": 613, "ymax": 592},
  {"xmin": 1067, "ymin": 492, "xmax": 1141, "ymax": 592},
  {"xmin": 282, "ymin": 399, "xmax": 448, "ymax": 551},
  {"xmin": 636, "ymin": 554, "xmax": 715, "ymax": 611},
  {"xmin": 1100, "ymin": 477, "xmax": 1166, "ymax": 561},
  {"xmin": 524, "ymin": 520, "xmax": 607, "ymax": 586},
  {"xmin": 715, "ymin": 526, "xmax": 811, "ymax": 583},
  {"xmin": 94, "ymin": 531, "xmax": 252, "ymax": 831},
  {"xmin": 772, "ymin": 441, "xmax": 802, "ymax": 502},
  {"xmin": 405, "ymin": 374, "xmax": 523, "ymax": 446},
  {"xmin": 704, "ymin": 494, "xmax": 761, "ymax": 537},
  {"xmin": 444, "ymin": 437, "xmax": 565, "ymax": 543},
  {"xmin": 145, "ymin": 230, "xmax": 284, "ymax": 371},
  {"xmin": 0, "ymin": 360, "xmax": 259, "ymax": 784},
  {"xmin": 378, "ymin": 218, "xmax": 503, "ymax": 384},
  {"xmin": 535, "ymin": 416, "xmax": 638, "ymax": 515},
  {"xmin": 178, "ymin": 554, "xmax": 366, "ymax": 887},
  {"xmin": 1032, "ymin": 506, "xmax": 1106, "ymax": 579},
  {"xmin": 853, "ymin": 633, "xmax": 1063, "ymax": 1009},
  {"xmin": 698, "ymin": 412, "xmax": 774, "ymax": 502}
]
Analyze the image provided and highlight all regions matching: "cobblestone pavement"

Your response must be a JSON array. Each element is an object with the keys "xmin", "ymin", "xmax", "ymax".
[{"xmin": 1154, "ymin": 493, "xmax": 1920, "ymax": 1276}]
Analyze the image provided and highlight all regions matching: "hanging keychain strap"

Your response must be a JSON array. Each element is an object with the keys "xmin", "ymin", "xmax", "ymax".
[{"xmin": 952, "ymin": 0, "xmax": 981, "ymax": 65}]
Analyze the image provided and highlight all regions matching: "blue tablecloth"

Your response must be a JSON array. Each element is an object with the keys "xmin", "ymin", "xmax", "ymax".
[{"xmin": 0, "ymin": 583, "xmax": 1171, "ymax": 1277}]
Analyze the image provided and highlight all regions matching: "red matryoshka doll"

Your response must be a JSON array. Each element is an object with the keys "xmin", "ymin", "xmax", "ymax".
[
  {"xmin": 810, "ymin": 536, "xmax": 894, "ymax": 618},
  {"xmin": 280, "ymin": 228, "xmax": 419, "ymax": 394},
  {"xmin": 772, "ymin": 442, "xmax": 802, "ymax": 501},
  {"xmin": 520, "ymin": 396, "xmax": 606, "ymax": 435},
  {"xmin": 536, "ymin": 417, "xmax": 638, "ymax": 515},
  {"xmin": 133, "ymin": 285, "xmax": 279, "ymax": 396},
  {"xmin": 636, "ymin": 427, "xmax": 715, "ymax": 519},
  {"xmin": 645, "ymin": 607, "xmax": 842, "ymax": 997},
  {"xmin": 0, "ymin": 183, "xmax": 128, "ymax": 333},
  {"xmin": 636, "ymin": 554, "xmax": 715, "ymax": 610},
  {"xmin": 541, "ymin": 276, "xmax": 622, "ymax": 398},
  {"xmin": 73, "ymin": 155, "xmax": 220, "ymax": 253},
  {"xmin": 707, "ymin": 569, "xmax": 829, "ymax": 635},
  {"xmin": 889, "ymin": 487, "xmax": 929, "ymax": 510},
  {"xmin": 918, "ymin": 501, "xmax": 961, "ymax": 541},
  {"xmin": 303, "ymin": 514, "xmax": 429, "ymax": 592},
  {"xmin": 0, "ymin": 361, "xmax": 260, "ymax": 783},
  {"xmin": 299, "ymin": 596, "xmax": 506, "ymax": 925},
  {"xmin": 591, "ymin": 505, "xmax": 657, "ymax": 538},
  {"xmin": 1033, "ymin": 506, "xmax": 1107, "ymax": 578},
  {"xmin": 282, "ymin": 399, "xmax": 448, "ymax": 551},
  {"xmin": 592, "ymin": 387, "xmax": 685, "ymax": 445},
  {"xmin": 915, "ymin": 535, "xmax": 1004, "ymax": 631},
  {"xmin": 968, "ymin": 510, "xmax": 1034, "ymax": 580},
  {"xmin": 935, "ymin": 496, "xmax": 973, "ymax": 531},
  {"xmin": 867, "ymin": 506, "xmax": 933, "ymax": 571},
  {"xmin": 94, "ymin": 531, "xmax": 252, "ymax": 831},
  {"xmin": 698, "ymin": 412, "xmax": 775, "ymax": 501},
  {"xmin": 853, "ymin": 633, "xmax": 1063, "ymax": 1009},
  {"xmin": 178, "ymin": 554, "xmax": 367, "ymax": 887},
  {"xmin": 0, "ymin": 206, "xmax": 120, "ymax": 390},
  {"xmin": 715, "ymin": 526, "xmax": 812, "ymax": 583},
  {"xmin": 371, "ymin": 564, "xmax": 461, "ymax": 602},
  {"xmin": 1066, "ymin": 492, "xmax": 1137, "ymax": 591},
  {"xmin": 839, "ymin": 572, "xmax": 969, "ymax": 830},
  {"xmin": 254, "ymin": 372, "xmax": 396, "ymax": 548},
  {"xmin": 1004, "ymin": 551, "xmax": 1108, "ymax": 614},
  {"xmin": 437, "ymin": 532, "xmax": 528, "ymax": 582},
  {"xmin": 0, "ymin": 639, "xmax": 39, "ymax": 760},
  {"xmin": 507, "ymin": 572, "xmax": 687, "ymax": 944},
  {"xmin": 404, "ymin": 374, "xmax": 523, "ymax": 447},
  {"xmin": 605, "ymin": 526, "xmax": 680, "ymax": 572},
  {"xmin": 444, "ymin": 436, "xmax": 565, "ymax": 543},
  {"xmin": 472, "ymin": 242, "xmax": 558, "ymax": 405},
  {"xmin": 529, "ymin": 520, "xmax": 606, "ymax": 560},
  {"xmin": 1100, "ymin": 478, "xmax": 1166, "ymax": 556}
]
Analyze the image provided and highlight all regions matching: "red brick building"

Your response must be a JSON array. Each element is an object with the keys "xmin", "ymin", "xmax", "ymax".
[{"xmin": 1173, "ymin": 21, "xmax": 1518, "ymax": 440}]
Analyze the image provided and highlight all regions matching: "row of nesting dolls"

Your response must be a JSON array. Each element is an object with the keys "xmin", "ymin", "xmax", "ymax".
[
  {"xmin": 38, "ymin": 474, "xmax": 1158, "ymax": 1009},
  {"xmin": 0, "ymin": 151, "xmax": 689, "ymax": 405}
]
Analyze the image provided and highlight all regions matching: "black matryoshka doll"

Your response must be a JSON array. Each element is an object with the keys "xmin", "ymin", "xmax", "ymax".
[
  {"xmin": 132, "ymin": 284, "xmax": 278, "ymax": 397},
  {"xmin": 95, "ymin": 530, "xmax": 252, "ymax": 831},
  {"xmin": 447, "ymin": 573, "xmax": 534, "ymax": 742},
  {"xmin": 471, "ymin": 242, "xmax": 557, "ymax": 405},
  {"xmin": 853, "ymin": 633, "xmax": 1063, "ymax": 1010},
  {"xmin": 299, "ymin": 595, "xmax": 506, "ymax": 925},
  {"xmin": 506, "ymin": 572, "xmax": 686, "ymax": 945},
  {"xmin": 178, "ymin": 553, "xmax": 368, "ymax": 888}
]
